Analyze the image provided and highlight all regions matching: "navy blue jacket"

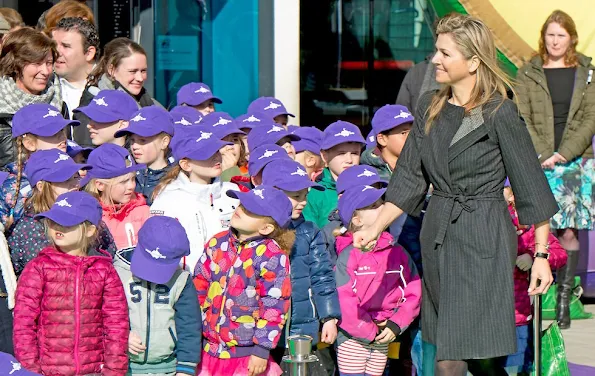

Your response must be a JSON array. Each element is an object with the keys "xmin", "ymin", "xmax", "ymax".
[
  {"xmin": 286, "ymin": 216, "xmax": 341, "ymax": 345},
  {"xmin": 135, "ymin": 164, "xmax": 172, "ymax": 205}
]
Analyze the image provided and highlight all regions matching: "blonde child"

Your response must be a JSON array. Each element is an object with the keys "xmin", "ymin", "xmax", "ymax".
[
  {"xmin": 0, "ymin": 103, "xmax": 80, "ymax": 229},
  {"xmin": 334, "ymin": 185, "xmax": 421, "ymax": 376},
  {"xmin": 292, "ymin": 126, "xmax": 324, "ymax": 181},
  {"xmin": 194, "ymin": 185, "xmax": 294, "ymax": 376},
  {"xmin": 150, "ymin": 126, "xmax": 240, "ymax": 273},
  {"xmin": 13, "ymin": 191, "xmax": 129, "ymax": 374},
  {"xmin": 83, "ymin": 143, "xmax": 150, "ymax": 250}
]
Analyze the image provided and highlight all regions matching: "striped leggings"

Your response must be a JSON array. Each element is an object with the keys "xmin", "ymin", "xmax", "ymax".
[{"xmin": 337, "ymin": 333, "xmax": 389, "ymax": 376}]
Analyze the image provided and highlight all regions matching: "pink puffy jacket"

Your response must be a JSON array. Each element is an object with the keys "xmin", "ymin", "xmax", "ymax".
[
  {"xmin": 101, "ymin": 192, "xmax": 150, "ymax": 250},
  {"xmin": 13, "ymin": 246, "xmax": 129, "ymax": 375}
]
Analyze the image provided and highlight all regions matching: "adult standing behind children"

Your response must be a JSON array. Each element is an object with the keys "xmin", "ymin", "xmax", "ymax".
[
  {"xmin": 354, "ymin": 13, "xmax": 558, "ymax": 375},
  {"xmin": 515, "ymin": 10, "xmax": 595, "ymax": 330}
]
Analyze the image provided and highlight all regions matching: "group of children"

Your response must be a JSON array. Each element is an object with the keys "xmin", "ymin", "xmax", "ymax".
[{"xmin": 0, "ymin": 81, "xmax": 565, "ymax": 376}]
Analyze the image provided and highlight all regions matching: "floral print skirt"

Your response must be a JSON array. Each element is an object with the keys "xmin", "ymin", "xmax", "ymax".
[{"xmin": 544, "ymin": 158, "xmax": 595, "ymax": 230}]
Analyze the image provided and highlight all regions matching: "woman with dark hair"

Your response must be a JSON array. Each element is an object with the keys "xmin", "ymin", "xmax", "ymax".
[
  {"xmin": 516, "ymin": 10, "xmax": 595, "ymax": 329},
  {"xmin": 0, "ymin": 27, "xmax": 63, "ymax": 167}
]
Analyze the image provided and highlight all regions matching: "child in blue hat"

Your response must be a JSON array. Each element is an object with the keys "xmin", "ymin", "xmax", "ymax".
[
  {"xmin": 176, "ymin": 82, "xmax": 222, "ymax": 116},
  {"xmin": 0, "ymin": 103, "xmax": 80, "ymax": 229},
  {"xmin": 13, "ymin": 191, "xmax": 129, "ymax": 375},
  {"xmin": 248, "ymin": 97, "xmax": 295, "ymax": 128},
  {"xmin": 9, "ymin": 149, "xmax": 117, "ymax": 276},
  {"xmin": 261, "ymin": 159, "xmax": 342, "ymax": 366},
  {"xmin": 114, "ymin": 106, "xmax": 175, "ymax": 205},
  {"xmin": 114, "ymin": 216, "xmax": 202, "ymax": 375},
  {"xmin": 302, "ymin": 121, "xmax": 366, "ymax": 228},
  {"xmin": 150, "ymin": 126, "xmax": 241, "ymax": 273},
  {"xmin": 83, "ymin": 143, "xmax": 150, "ymax": 250},
  {"xmin": 292, "ymin": 126, "xmax": 324, "ymax": 181},
  {"xmin": 194, "ymin": 185, "xmax": 294, "ymax": 376}
]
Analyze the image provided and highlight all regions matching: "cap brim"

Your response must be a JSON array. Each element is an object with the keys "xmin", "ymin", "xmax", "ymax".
[
  {"xmin": 74, "ymin": 106, "xmax": 121, "ymax": 123},
  {"xmin": 83, "ymin": 163, "xmax": 146, "ymax": 182},
  {"xmin": 273, "ymin": 180, "xmax": 325, "ymax": 192},
  {"xmin": 225, "ymin": 190, "xmax": 269, "ymax": 218},
  {"xmin": 321, "ymin": 139, "xmax": 365, "ymax": 151},
  {"xmin": 42, "ymin": 163, "xmax": 91, "ymax": 185},
  {"xmin": 114, "ymin": 124, "xmax": 164, "ymax": 138},
  {"xmin": 35, "ymin": 208, "xmax": 89, "ymax": 227},
  {"xmin": 214, "ymin": 127, "xmax": 246, "ymax": 139},
  {"xmin": 339, "ymin": 187, "xmax": 386, "ymax": 226},
  {"xmin": 184, "ymin": 95, "xmax": 223, "ymax": 106},
  {"xmin": 131, "ymin": 245, "xmax": 180, "ymax": 284},
  {"xmin": 174, "ymin": 140, "xmax": 231, "ymax": 161},
  {"xmin": 67, "ymin": 147, "xmax": 93, "ymax": 159},
  {"xmin": 23, "ymin": 118, "xmax": 80, "ymax": 138},
  {"xmin": 293, "ymin": 140, "xmax": 321, "ymax": 154}
]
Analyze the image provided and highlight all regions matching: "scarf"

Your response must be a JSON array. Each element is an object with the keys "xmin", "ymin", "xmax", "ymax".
[{"xmin": 0, "ymin": 76, "xmax": 63, "ymax": 124}]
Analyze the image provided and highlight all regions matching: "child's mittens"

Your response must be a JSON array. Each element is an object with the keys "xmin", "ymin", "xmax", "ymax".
[
  {"xmin": 128, "ymin": 331, "xmax": 147, "ymax": 355},
  {"xmin": 516, "ymin": 253, "xmax": 533, "ymax": 271}
]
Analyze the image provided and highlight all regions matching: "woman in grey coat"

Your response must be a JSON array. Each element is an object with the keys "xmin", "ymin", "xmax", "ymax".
[{"xmin": 355, "ymin": 14, "xmax": 558, "ymax": 376}]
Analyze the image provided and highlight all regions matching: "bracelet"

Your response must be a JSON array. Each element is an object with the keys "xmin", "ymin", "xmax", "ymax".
[{"xmin": 535, "ymin": 242, "xmax": 550, "ymax": 251}]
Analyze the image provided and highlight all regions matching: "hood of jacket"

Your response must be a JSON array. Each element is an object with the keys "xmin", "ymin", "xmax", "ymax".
[
  {"xmin": 166, "ymin": 171, "xmax": 226, "ymax": 202},
  {"xmin": 335, "ymin": 231, "xmax": 394, "ymax": 256},
  {"xmin": 102, "ymin": 192, "xmax": 147, "ymax": 221}
]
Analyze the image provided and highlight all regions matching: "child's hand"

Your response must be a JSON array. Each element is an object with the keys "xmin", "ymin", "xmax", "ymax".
[
  {"xmin": 321, "ymin": 319, "xmax": 338, "ymax": 344},
  {"xmin": 247, "ymin": 355, "xmax": 268, "ymax": 376},
  {"xmin": 516, "ymin": 253, "xmax": 533, "ymax": 271},
  {"xmin": 128, "ymin": 332, "xmax": 146, "ymax": 355},
  {"xmin": 375, "ymin": 327, "xmax": 397, "ymax": 344}
]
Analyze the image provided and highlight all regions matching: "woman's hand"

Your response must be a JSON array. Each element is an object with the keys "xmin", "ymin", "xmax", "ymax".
[
  {"xmin": 321, "ymin": 319, "xmax": 338, "ymax": 344},
  {"xmin": 247, "ymin": 355, "xmax": 268, "ymax": 376},
  {"xmin": 541, "ymin": 153, "xmax": 567, "ymax": 169},
  {"xmin": 528, "ymin": 257, "xmax": 553, "ymax": 296},
  {"xmin": 353, "ymin": 227, "xmax": 380, "ymax": 250}
]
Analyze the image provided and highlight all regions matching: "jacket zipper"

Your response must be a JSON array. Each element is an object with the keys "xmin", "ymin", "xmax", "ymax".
[
  {"xmin": 308, "ymin": 288, "xmax": 316, "ymax": 319},
  {"xmin": 74, "ymin": 262, "xmax": 81, "ymax": 374},
  {"xmin": 143, "ymin": 282, "xmax": 151, "ymax": 364}
]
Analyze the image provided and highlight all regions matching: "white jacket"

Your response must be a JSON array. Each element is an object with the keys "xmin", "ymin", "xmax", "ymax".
[{"xmin": 149, "ymin": 172, "xmax": 240, "ymax": 274}]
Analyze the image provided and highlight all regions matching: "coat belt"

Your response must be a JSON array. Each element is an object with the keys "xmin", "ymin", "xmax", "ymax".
[{"xmin": 431, "ymin": 190, "xmax": 503, "ymax": 246}]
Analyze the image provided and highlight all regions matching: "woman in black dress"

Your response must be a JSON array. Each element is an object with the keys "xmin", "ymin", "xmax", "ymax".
[{"xmin": 354, "ymin": 14, "xmax": 558, "ymax": 375}]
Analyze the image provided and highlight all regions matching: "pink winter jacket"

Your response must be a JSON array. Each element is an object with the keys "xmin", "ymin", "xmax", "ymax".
[
  {"xmin": 509, "ymin": 205, "xmax": 567, "ymax": 326},
  {"xmin": 334, "ymin": 232, "xmax": 422, "ymax": 343},
  {"xmin": 13, "ymin": 246, "xmax": 129, "ymax": 375},
  {"xmin": 101, "ymin": 193, "xmax": 150, "ymax": 250}
]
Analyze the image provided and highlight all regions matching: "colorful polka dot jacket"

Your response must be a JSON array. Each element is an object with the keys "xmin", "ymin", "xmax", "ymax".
[{"xmin": 193, "ymin": 230, "xmax": 291, "ymax": 360}]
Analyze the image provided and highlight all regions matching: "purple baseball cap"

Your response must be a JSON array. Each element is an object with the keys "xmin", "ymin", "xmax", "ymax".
[
  {"xmin": 83, "ymin": 144, "xmax": 146, "ymax": 182},
  {"xmin": 0, "ymin": 352, "xmax": 41, "ymax": 375},
  {"xmin": 235, "ymin": 112, "xmax": 270, "ymax": 130},
  {"xmin": 35, "ymin": 191, "xmax": 102, "ymax": 226},
  {"xmin": 0, "ymin": 172, "xmax": 8, "ymax": 186},
  {"xmin": 338, "ymin": 185, "xmax": 386, "ymax": 226},
  {"xmin": 371, "ymin": 104, "xmax": 414, "ymax": 135},
  {"xmin": 336, "ymin": 165, "xmax": 387, "ymax": 194},
  {"xmin": 248, "ymin": 144, "xmax": 291, "ymax": 176},
  {"xmin": 227, "ymin": 185, "xmax": 293, "ymax": 228},
  {"xmin": 170, "ymin": 105, "xmax": 203, "ymax": 124},
  {"xmin": 131, "ymin": 216, "xmax": 190, "ymax": 284},
  {"xmin": 66, "ymin": 140, "xmax": 93, "ymax": 159},
  {"xmin": 73, "ymin": 90, "xmax": 139, "ymax": 123},
  {"xmin": 247, "ymin": 121, "xmax": 300, "ymax": 152},
  {"xmin": 292, "ymin": 126, "xmax": 323, "ymax": 154},
  {"xmin": 365, "ymin": 130, "xmax": 376, "ymax": 148},
  {"xmin": 171, "ymin": 126, "xmax": 231, "ymax": 161},
  {"xmin": 25, "ymin": 149, "xmax": 91, "ymax": 186},
  {"xmin": 177, "ymin": 82, "xmax": 222, "ymax": 106},
  {"xmin": 320, "ymin": 121, "xmax": 366, "ymax": 150},
  {"xmin": 12, "ymin": 103, "xmax": 79, "ymax": 138},
  {"xmin": 262, "ymin": 159, "xmax": 323, "ymax": 192},
  {"xmin": 504, "ymin": 177, "xmax": 510, "ymax": 187},
  {"xmin": 248, "ymin": 97, "xmax": 295, "ymax": 118},
  {"xmin": 202, "ymin": 112, "xmax": 245, "ymax": 139},
  {"xmin": 115, "ymin": 106, "xmax": 175, "ymax": 138}
]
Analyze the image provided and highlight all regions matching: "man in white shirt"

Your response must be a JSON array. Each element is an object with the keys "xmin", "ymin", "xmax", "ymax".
[{"xmin": 52, "ymin": 17, "xmax": 99, "ymax": 121}]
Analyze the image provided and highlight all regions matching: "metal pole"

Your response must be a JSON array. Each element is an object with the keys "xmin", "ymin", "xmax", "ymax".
[
  {"xmin": 289, "ymin": 362, "xmax": 308, "ymax": 376},
  {"xmin": 533, "ymin": 293, "xmax": 542, "ymax": 376}
]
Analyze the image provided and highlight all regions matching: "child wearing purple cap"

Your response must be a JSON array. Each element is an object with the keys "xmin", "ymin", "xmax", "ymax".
[
  {"xmin": 292, "ymin": 126, "xmax": 324, "ymax": 181},
  {"xmin": 302, "ymin": 120, "xmax": 365, "ymax": 228},
  {"xmin": 177, "ymin": 82, "xmax": 222, "ymax": 115},
  {"xmin": 0, "ymin": 103, "xmax": 79, "ymax": 229},
  {"xmin": 333, "ymin": 185, "xmax": 421, "ymax": 376},
  {"xmin": 247, "ymin": 121, "xmax": 300, "ymax": 160},
  {"xmin": 248, "ymin": 97, "xmax": 295, "ymax": 128},
  {"xmin": 231, "ymin": 144, "xmax": 292, "ymax": 192},
  {"xmin": 84, "ymin": 144, "xmax": 150, "ymax": 250},
  {"xmin": 114, "ymin": 216, "xmax": 202, "ymax": 375},
  {"xmin": 151, "ymin": 126, "xmax": 241, "ymax": 273},
  {"xmin": 9, "ymin": 149, "xmax": 117, "ymax": 277},
  {"xmin": 13, "ymin": 191, "xmax": 129, "ymax": 375},
  {"xmin": 194, "ymin": 185, "xmax": 294, "ymax": 376}
]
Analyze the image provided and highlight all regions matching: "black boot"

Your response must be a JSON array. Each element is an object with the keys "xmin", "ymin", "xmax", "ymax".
[{"xmin": 556, "ymin": 250, "xmax": 579, "ymax": 329}]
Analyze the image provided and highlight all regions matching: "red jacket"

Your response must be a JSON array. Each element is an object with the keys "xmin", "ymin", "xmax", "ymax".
[
  {"xmin": 101, "ymin": 192, "xmax": 150, "ymax": 250},
  {"xmin": 13, "ymin": 246, "xmax": 129, "ymax": 375}
]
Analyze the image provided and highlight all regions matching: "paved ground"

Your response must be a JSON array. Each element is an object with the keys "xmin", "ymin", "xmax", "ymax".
[{"xmin": 550, "ymin": 303, "xmax": 595, "ymax": 367}]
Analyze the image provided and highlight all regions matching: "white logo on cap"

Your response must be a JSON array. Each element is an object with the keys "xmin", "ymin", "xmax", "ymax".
[
  {"xmin": 258, "ymin": 149, "xmax": 278, "ymax": 160},
  {"xmin": 291, "ymin": 167, "xmax": 307, "ymax": 176},
  {"xmin": 264, "ymin": 101, "xmax": 281, "ymax": 110},
  {"xmin": 369, "ymin": 134, "xmax": 375, "ymax": 142},
  {"xmin": 54, "ymin": 154, "xmax": 70, "ymax": 164},
  {"xmin": 146, "ymin": 247, "xmax": 166, "ymax": 259},
  {"xmin": 43, "ymin": 109, "xmax": 60, "ymax": 118},
  {"xmin": 175, "ymin": 117, "xmax": 192, "ymax": 126},
  {"xmin": 194, "ymin": 86, "xmax": 211, "ymax": 93},
  {"xmin": 131, "ymin": 114, "xmax": 146, "ymax": 122},
  {"xmin": 244, "ymin": 115, "xmax": 261, "ymax": 123},
  {"xmin": 357, "ymin": 169, "xmax": 376, "ymax": 178},
  {"xmin": 213, "ymin": 117, "xmax": 232, "ymax": 127},
  {"xmin": 196, "ymin": 131, "xmax": 212, "ymax": 142},
  {"xmin": 394, "ymin": 110, "xmax": 412, "ymax": 119},
  {"xmin": 93, "ymin": 97, "xmax": 108, "ymax": 107},
  {"xmin": 56, "ymin": 198, "xmax": 71, "ymax": 207},
  {"xmin": 253, "ymin": 189, "xmax": 265, "ymax": 199},
  {"xmin": 9, "ymin": 361, "xmax": 21, "ymax": 374},
  {"xmin": 267, "ymin": 125, "xmax": 283, "ymax": 134},
  {"xmin": 335, "ymin": 128, "xmax": 355, "ymax": 137},
  {"xmin": 362, "ymin": 185, "xmax": 375, "ymax": 192}
]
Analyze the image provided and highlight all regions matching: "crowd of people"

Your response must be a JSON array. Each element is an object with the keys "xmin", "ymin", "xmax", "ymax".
[{"xmin": 0, "ymin": 1, "xmax": 592, "ymax": 376}]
